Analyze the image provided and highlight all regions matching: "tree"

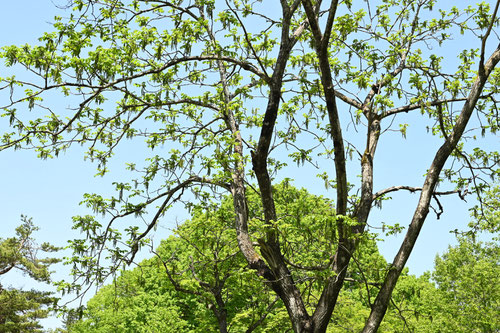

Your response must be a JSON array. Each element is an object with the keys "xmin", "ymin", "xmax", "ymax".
[
  {"xmin": 0, "ymin": 216, "xmax": 59, "ymax": 332},
  {"xmin": 380, "ymin": 236, "xmax": 500, "ymax": 333},
  {"xmin": 1, "ymin": 0, "xmax": 499, "ymax": 332},
  {"xmin": 150, "ymin": 183, "xmax": 405, "ymax": 332},
  {"xmin": 69, "ymin": 217, "xmax": 500, "ymax": 333},
  {"xmin": 66, "ymin": 266, "xmax": 195, "ymax": 333},
  {"xmin": 68, "ymin": 185, "xmax": 434, "ymax": 332},
  {"xmin": 68, "ymin": 184, "xmax": 299, "ymax": 333},
  {"xmin": 149, "ymin": 187, "xmax": 289, "ymax": 333},
  {"xmin": 388, "ymin": 187, "xmax": 500, "ymax": 333},
  {"xmin": 432, "ymin": 237, "xmax": 500, "ymax": 332}
]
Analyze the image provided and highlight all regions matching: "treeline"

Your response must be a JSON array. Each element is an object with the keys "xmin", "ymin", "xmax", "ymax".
[{"xmin": 66, "ymin": 186, "xmax": 499, "ymax": 333}]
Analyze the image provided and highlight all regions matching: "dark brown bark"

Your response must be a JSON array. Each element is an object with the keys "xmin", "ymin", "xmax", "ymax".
[
  {"xmin": 218, "ymin": 4, "xmax": 316, "ymax": 332},
  {"xmin": 301, "ymin": 3, "xmax": 355, "ymax": 331},
  {"xmin": 250, "ymin": 5, "xmax": 315, "ymax": 331},
  {"xmin": 213, "ymin": 287, "xmax": 228, "ymax": 333}
]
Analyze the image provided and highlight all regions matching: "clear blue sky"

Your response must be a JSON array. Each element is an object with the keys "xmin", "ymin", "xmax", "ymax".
[{"xmin": 0, "ymin": 1, "xmax": 497, "ymax": 330}]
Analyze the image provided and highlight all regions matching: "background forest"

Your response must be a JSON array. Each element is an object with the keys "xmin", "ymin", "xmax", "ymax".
[
  {"xmin": 2, "ymin": 186, "xmax": 499, "ymax": 332},
  {"xmin": 65, "ymin": 186, "xmax": 500, "ymax": 333}
]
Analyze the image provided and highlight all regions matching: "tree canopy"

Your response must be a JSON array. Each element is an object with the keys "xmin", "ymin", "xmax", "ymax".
[
  {"xmin": 0, "ymin": 217, "xmax": 59, "ymax": 332},
  {"xmin": 65, "ymin": 185, "xmax": 412, "ymax": 332},
  {"xmin": 431, "ymin": 236, "xmax": 500, "ymax": 332},
  {"xmin": 1, "ymin": 0, "xmax": 499, "ymax": 332},
  {"xmin": 68, "ymin": 186, "xmax": 500, "ymax": 332}
]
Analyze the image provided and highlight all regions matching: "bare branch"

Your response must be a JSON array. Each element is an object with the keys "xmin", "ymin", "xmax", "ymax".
[
  {"xmin": 381, "ymin": 97, "xmax": 470, "ymax": 118},
  {"xmin": 479, "ymin": 0, "xmax": 500, "ymax": 70},
  {"xmin": 0, "ymin": 264, "xmax": 15, "ymax": 276},
  {"xmin": 373, "ymin": 185, "xmax": 462, "ymax": 201},
  {"xmin": 103, "ymin": 176, "xmax": 229, "ymax": 265},
  {"xmin": 343, "ymin": 277, "xmax": 381, "ymax": 287},
  {"xmin": 321, "ymin": 1, "xmax": 340, "ymax": 52},
  {"xmin": 225, "ymin": 0, "xmax": 270, "ymax": 79},
  {"xmin": 334, "ymin": 90, "xmax": 363, "ymax": 109}
]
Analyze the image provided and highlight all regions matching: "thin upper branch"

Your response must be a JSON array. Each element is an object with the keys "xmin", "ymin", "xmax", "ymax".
[
  {"xmin": 380, "ymin": 97, "xmax": 472, "ymax": 118},
  {"xmin": 101, "ymin": 175, "xmax": 229, "ymax": 264},
  {"xmin": 479, "ymin": 0, "xmax": 500, "ymax": 70},
  {"xmin": 225, "ymin": 0, "xmax": 270, "ymax": 79},
  {"xmin": 373, "ymin": 185, "xmax": 462, "ymax": 201},
  {"xmin": 321, "ymin": 1, "xmax": 340, "ymax": 52}
]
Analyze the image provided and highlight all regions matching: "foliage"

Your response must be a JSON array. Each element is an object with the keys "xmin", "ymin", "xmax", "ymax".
[
  {"xmin": 431, "ymin": 237, "xmax": 500, "ymax": 332},
  {"xmin": 0, "ymin": 288, "xmax": 56, "ymax": 333},
  {"xmin": 0, "ymin": 216, "xmax": 60, "ymax": 332},
  {"xmin": 468, "ymin": 185, "xmax": 500, "ymax": 234},
  {"xmin": 419, "ymin": 187, "xmax": 500, "ymax": 333},
  {"xmin": 1, "ymin": 0, "xmax": 499, "ymax": 332},
  {"xmin": 378, "ymin": 236, "xmax": 500, "ymax": 333},
  {"xmin": 71, "ymin": 228, "xmax": 500, "ymax": 333},
  {"xmin": 67, "ymin": 185, "xmax": 443, "ymax": 332},
  {"xmin": 67, "ymin": 267, "xmax": 194, "ymax": 333},
  {"xmin": 70, "ymin": 184, "xmax": 335, "ymax": 332}
]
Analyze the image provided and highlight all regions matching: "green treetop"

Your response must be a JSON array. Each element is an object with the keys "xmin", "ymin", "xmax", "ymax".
[{"xmin": 0, "ymin": 216, "xmax": 60, "ymax": 332}]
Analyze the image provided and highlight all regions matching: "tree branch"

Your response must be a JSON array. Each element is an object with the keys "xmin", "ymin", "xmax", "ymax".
[
  {"xmin": 372, "ymin": 185, "xmax": 462, "ymax": 201},
  {"xmin": 100, "ymin": 176, "xmax": 229, "ymax": 265},
  {"xmin": 321, "ymin": 1, "xmax": 340, "ymax": 52},
  {"xmin": 479, "ymin": 0, "xmax": 500, "ymax": 71},
  {"xmin": 380, "ymin": 97, "xmax": 470, "ymax": 118}
]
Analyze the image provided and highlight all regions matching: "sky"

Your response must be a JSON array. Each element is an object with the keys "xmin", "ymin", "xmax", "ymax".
[{"xmin": 0, "ymin": 0, "xmax": 497, "ymax": 330}]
